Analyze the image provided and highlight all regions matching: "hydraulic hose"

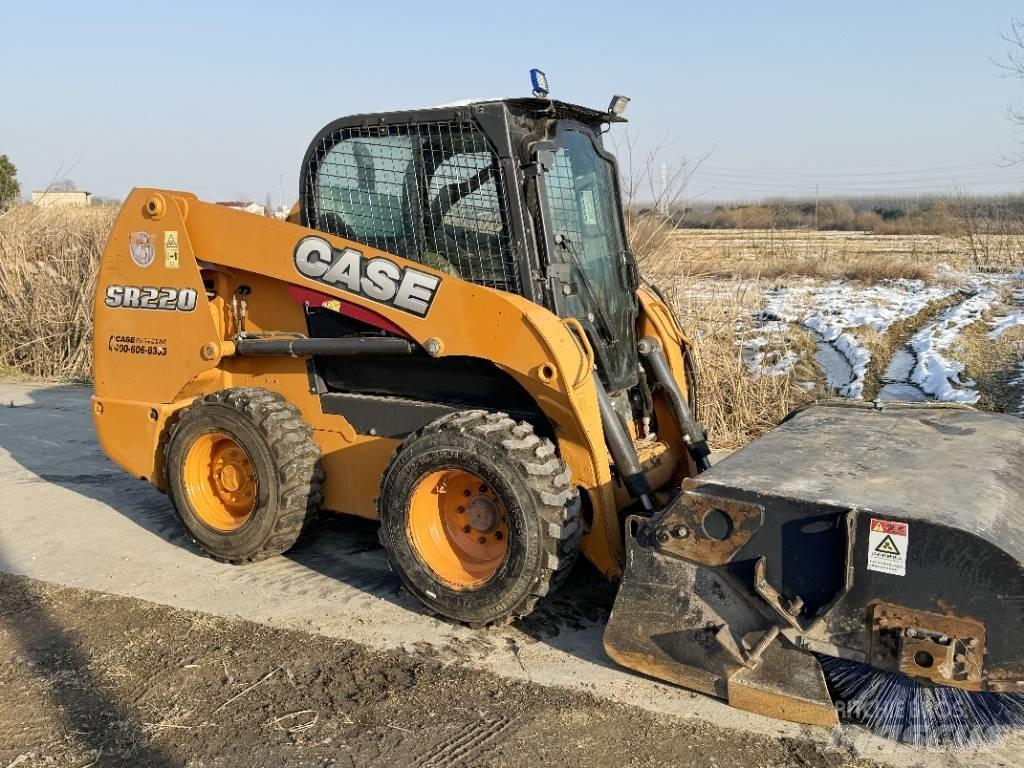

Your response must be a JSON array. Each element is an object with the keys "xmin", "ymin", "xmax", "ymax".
[{"xmin": 638, "ymin": 337, "xmax": 712, "ymax": 473}]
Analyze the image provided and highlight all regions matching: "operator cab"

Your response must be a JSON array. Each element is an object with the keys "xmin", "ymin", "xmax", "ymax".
[{"xmin": 298, "ymin": 93, "xmax": 640, "ymax": 395}]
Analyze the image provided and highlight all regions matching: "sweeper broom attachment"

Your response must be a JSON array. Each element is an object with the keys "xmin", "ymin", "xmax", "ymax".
[{"xmin": 605, "ymin": 401, "xmax": 1024, "ymax": 749}]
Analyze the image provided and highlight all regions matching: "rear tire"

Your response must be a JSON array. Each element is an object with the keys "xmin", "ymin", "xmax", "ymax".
[
  {"xmin": 378, "ymin": 410, "xmax": 581, "ymax": 625},
  {"xmin": 166, "ymin": 388, "xmax": 324, "ymax": 563}
]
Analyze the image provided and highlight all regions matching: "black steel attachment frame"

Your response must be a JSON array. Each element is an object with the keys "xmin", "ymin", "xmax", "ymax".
[{"xmin": 605, "ymin": 402, "xmax": 1024, "ymax": 726}]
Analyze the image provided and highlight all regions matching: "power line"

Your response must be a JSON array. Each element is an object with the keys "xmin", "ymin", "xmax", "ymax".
[
  {"xmin": 694, "ymin": 169, "xmax": 1020, "ymax": 186},
  {"xmin": 690, "ymin": 172, "xmax": 1022, "ymax": 195},
  {"xmin": 697, "ymin": 162, "xmax": 1011, "ymax": 179}
]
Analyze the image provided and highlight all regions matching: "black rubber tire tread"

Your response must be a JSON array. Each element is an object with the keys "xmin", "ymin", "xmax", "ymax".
[
  {"xmin": 166, "ymin": 387, "xmax": 324, "ymax": 564},
  {"xmin": 379, "ymin": 410, "xmax": 581, "ymax": 625}
]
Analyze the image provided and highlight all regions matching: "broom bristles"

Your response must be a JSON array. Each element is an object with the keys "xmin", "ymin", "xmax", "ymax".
[{"xmin": 819, "ymin": 655, "xmax": 1024, "ymax": 750}]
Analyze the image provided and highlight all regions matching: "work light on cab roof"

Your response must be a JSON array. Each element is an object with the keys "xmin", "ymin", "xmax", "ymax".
[{"xmin": 529, "ymin": 68, "xmax": 549, "ymax": 98}]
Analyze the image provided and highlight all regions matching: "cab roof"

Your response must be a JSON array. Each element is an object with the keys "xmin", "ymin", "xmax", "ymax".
[{"xmin": 401, "ymin": 97, "xmax": 627, "ymax": 126}]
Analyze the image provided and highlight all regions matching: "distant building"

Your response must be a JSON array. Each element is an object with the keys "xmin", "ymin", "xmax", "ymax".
[
  {"xmin": 216, "ymin": 201, "xmax": 267, "ymax": 216},
  {"xmin": 32, "ymin": 190, "xmax": 92, "ymax": 208}
]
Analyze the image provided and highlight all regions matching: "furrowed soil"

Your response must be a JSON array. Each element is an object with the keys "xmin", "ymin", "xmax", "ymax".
[{"xmin": 0, "ymin": 575, "xmax": 878, "ymax": 768}]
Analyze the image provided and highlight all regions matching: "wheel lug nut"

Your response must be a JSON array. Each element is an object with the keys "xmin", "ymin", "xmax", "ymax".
[
  {"xmin": 463, "ymin": 490, "xmax": 471, "ymax": 497},
  {"xmin": 457, "ymin": 506, "xmax": 465, "ymax": 513},
  {"xmin": 479, "ymin": 484, "xmax": 488, "ymax": 493},
  {"xmin": 463, "ymin": 525, "xmax": 471, "ymax": 533},
  {"xmin": 495, "ymin": 531, "xmax": 503, "ymax": 540},
  {"xmin": 478, "ymin": 536, "xmax": 486, "ymax": 544}
]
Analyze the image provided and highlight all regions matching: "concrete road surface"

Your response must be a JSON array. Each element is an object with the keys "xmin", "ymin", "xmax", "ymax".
[{"xmin": 0, "ymin": 380, "xmax": 1019, "ymax": 767}]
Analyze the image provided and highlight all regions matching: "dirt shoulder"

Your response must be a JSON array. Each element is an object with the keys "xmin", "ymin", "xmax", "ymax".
[{"xmin": 0, "ymin": 574, "xmax": 879, "ymax": 768}]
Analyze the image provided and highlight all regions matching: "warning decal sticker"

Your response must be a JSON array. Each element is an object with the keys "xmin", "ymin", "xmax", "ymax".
[
  {"xmin": 867, "ymin": 518, "xmax": 908, "ymax": 576},
  {"xmin": 164, "ymin": 231, "xmax": 180, "ymax": 269}
]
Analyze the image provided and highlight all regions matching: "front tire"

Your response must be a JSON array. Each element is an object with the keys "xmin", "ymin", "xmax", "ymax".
[
  {"xmin": 166, "ymin": 388, "xmax": 324, "ymax": 563},
  {"xmin": 378, "ymin": 410, "xmax": 581, "ymax": 625}
]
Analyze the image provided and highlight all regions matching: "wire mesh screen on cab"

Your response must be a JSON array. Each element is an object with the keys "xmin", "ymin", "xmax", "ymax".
[{"xmin": 305, "ymin": 120, "xmax": 519, "ymax": 294}]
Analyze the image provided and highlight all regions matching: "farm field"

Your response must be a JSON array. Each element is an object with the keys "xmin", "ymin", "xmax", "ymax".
[
  {"xmin": 1, "ymin": 210, "xmax": 1022, "ymax": 450},
  {"xmin": 647, "ymin": 229, "xmax": 1024, "ymax": 448},
  {"xmin": 663, "ymin": 227, "xmax": 1024, "ymax": 275}
]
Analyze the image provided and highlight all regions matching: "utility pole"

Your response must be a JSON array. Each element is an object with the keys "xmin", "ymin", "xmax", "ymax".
[{"xmin": 278, "ymin": 174, "xmax": 286, "ymax": 213}]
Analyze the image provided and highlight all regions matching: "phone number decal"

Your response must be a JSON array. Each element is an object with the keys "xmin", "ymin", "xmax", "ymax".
[{"xmin": 108, "ymin": 334, "xmax": 169, "ymax": 356}]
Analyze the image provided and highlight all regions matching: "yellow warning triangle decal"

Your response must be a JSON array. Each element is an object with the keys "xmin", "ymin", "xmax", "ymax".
[
  {"xmin": 871, "ymin": 521, "xmax": 885, "ymax": 532},
  {"xmin": 875, "ymin": 535, "xmax": 900, "ymax": 555},
  {"xmin": 166, "ymin": 233, "xmax": 178, "ymax": 246}
]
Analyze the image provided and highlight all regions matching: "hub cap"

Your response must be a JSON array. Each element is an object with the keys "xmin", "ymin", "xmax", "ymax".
[
  {"xmin": 407, "ymin": 469, "xmax": 509, "ymax": 589},
  {"xmin": 183, "ymin": 432, "xmax": 257, "ymax": 531}
]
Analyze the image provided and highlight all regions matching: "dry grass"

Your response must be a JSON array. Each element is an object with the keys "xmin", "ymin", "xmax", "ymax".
[
  {"xmin": 690, "ymin": 254, "xmax": 934, "ymax": 282},
  {"xmin": 953, "ymin": 285, "xmax": 1024, "ymax": 414},
  {"xmin": 653, "ymin": 276, "xmax": 817, "ymax": 449},
  {"xmin": 660, "ymin": 228, "xmax": 1009, "ymax": 282},
  {"xmin": 638, "ymin": 227, "xmax": 1020, "ymax": 449},
  {"xmin": 0, "ymin": 205, "xmax": 114, "ymax": 379}
]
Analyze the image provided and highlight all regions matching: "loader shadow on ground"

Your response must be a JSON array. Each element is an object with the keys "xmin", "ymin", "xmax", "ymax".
[
  {"xmin": 1, "ymin": 385, "xmax": 413, "ymax": 609},
  {"xmin": 0, "ymin": 383, "xmax": 620, "ymax": 665},
  {"xmin": 0, "ymin": 384, "xmax": 199, "ymax": 554},
  {"xmin": 0, "ymin": 556, "xmax": 181, "ymax": 766},
  {"xmin": 284, "ymin": 513, "xmax": 622, "ymax": 653}
]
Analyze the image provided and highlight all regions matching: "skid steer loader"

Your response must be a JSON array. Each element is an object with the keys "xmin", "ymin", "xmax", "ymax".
[{"xmin": 92, "ymin": 84, "xmax": 1024, "ymax": 747}]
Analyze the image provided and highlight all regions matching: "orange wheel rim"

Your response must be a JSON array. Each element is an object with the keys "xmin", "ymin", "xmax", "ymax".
[
  {"xmin": 407, "ymin": 469, "xmax": 509, "ymax": 589},
  {"xmin": 183, "ymin": 431, "xmax": 257, "ymax": 532}
]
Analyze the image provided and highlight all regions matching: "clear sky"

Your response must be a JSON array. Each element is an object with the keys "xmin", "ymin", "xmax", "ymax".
[{"xmin": 2, "ymin": 1, "xmax": 1022, "ymax": 204}]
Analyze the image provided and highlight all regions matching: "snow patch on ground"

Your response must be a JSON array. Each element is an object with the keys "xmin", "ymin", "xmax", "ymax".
[
  {"xmin": 748, "ymin": 280, "xmax": 954, "ymax": 396},
  {"xmin": 989, "ymin": 311, "xmax": 1024, "ymax": 338},
  {"xmin": 989, "ymin": 288, "xmax": 1024, "ymax": 338},
  {"xmin": 909, "ymin": 289, "xmax": 1000, "ymax": 402},
  {"xmin": 830, "ymin": 333, "xmax": 873, "ymax": 398},
  {"xmin": 755, "ymin": 291, "xmax": 802, "ymax": 324},
  {"xmin": 802, "ymin": 280, "xmax": 951, "ymax": 338},
  {"xmin": 741, "ymin": 335, "xmax": 800, "ymax": 377}
]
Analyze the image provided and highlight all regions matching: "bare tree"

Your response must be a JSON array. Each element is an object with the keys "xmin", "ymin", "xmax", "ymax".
[
  {"xmin": 997, "ymin": 19, "xmax": 1024, "ymax": 161},
  {"xmin": 612, "ymin": 131, "xmax": 712, "ymax": 275}
]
